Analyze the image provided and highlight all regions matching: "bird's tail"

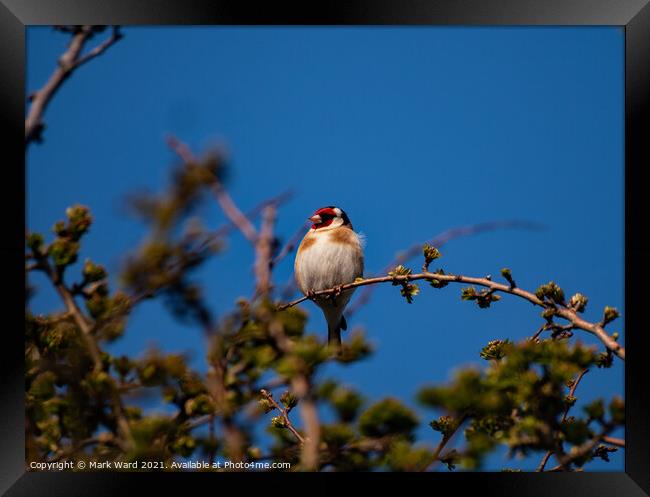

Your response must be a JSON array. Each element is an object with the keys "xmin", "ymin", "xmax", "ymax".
[{"xmin": 327, "ymin": 315, "xmax": 347, "ymax": 350}]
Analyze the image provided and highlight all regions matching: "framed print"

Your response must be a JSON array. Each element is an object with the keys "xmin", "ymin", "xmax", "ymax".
[{"xmin": 1, "ymin": 0, "xmax": 649, "ymax": 495}]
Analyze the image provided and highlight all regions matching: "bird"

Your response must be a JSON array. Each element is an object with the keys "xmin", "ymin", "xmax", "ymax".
[{"xmin": 294, "ymin": 206, "xmax": 364, "ymax": 349}]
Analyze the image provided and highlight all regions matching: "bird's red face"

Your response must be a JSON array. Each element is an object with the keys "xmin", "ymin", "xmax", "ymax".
[
  {"xmin": 309, "ymin": 207, "xmax": 337, "ymax": 229},
  {"xmin": 308, "ymin": 206, "xmax": 351, "ymax": 230}
]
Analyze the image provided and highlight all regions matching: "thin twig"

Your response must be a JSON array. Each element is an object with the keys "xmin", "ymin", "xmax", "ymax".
[
  {"xmin": 267, "ymin": 319, "xmax": 320, "ymax": 470},
  {"xmin": 166, "ymin": 134, "xmax": 260, "ymax": 243},
  {"xmin": 211, "ymin": 184, "xmax": 259, "ymax": 243},
  {"xmin": 548, "ymin": 427, "xmax": 615, "ymax": 471},
  {"xmin": 47, "ymin": 434, "xmax": 118, "ymax": 463},
  {"xmin": 530, "ymin": 323, "xmax": 548, "ymax": 342},
  {"xmin": 271, "ymin": 222, "xmax": 309, "ymax": 269},
  {"xmin": 422, "ymin": 414, "xmax": 468, "ymax": 472},
  {"xmin": 25, "ymin": 26, "xmax": 122, "ymax": 146},
  {"xmin": 602, "ymin": 436, "xmax": 625, "ymax": 448},
  {"xmin": 69, "ymin": 26, "xmax": 123, "ymax": 69},
  {"xmin": 260, "ymin": 389, "xmax": 305, "ymax": 445},
  {"xmin": 211, "ymin": 190, "xmax": 294, "ymax": 240},
  {"xmin": 537, "ymin": 369, "xmax": 589, "ymax": 471},
  {"xmin": 31, "ymin": 252, "xmax": 134, "ymax": 450},
  {"xmin": 278, "ymin": 272, "xmax": 624, "ymax": 361}
]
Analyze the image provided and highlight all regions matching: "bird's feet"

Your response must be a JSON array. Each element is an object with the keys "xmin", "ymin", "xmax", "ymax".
[
  {"xmin": 327, "ymin": 285, "xmax": 344, "ymax": 307},
  {"xmin": 306, "ymin": 289, "xmax": 317, "ymax": 300}
]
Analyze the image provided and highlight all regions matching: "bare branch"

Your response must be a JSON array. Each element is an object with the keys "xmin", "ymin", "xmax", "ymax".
[
  {"xmin": 211, "ymin": 190, "xmax": 294, "ymax": 240},
  {"xmin": 212, "ymin": 183, "xmax": 260, "ymax": 244},
  {"xmin": 271, "ymin": 222, "xmax": 309, "ymax": 269},
  {"xmin": 70, "ymin": 26, "xmax": 123, "ymax": 69},
  {"xmin": 25, "ymin": 26, "xmax": 122, "ymax": 146},
  {"xmin": 254, "ymin": 205, "xmax": 276, "ymax": 297},
  {"xmin": 166, "ymin": 134, "xmax": 260, "ymax": 244},
  {"xmin": 278, "ymin": 272, "xmax": 624, "ymax": 361},
  {"xmin": 602, "ymin": 436, "xmax": 625, "ymax": 448}
]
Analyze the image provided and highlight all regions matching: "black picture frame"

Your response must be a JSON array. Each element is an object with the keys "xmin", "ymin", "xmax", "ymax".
[{"xmin": 2, "ymin": 1, "xmax": 648, "ymax": 495}]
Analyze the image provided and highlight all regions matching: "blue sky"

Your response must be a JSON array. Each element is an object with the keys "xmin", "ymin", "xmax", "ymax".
[{"xmin": 26, "ymin": 26, "xmax": 624, "ymax": 470}]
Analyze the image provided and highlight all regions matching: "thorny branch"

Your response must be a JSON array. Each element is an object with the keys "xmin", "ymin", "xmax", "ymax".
[
  {"xmin": 25, "ymin": 26, "xmax": 123, "ymax": 146},
  {"xmin": 278, "ymin": 272, "xmax": 624, "ymax": 361}
]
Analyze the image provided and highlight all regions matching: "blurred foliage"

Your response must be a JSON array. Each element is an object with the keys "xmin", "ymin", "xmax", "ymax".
[{"xmin": 25, "ymin": 149, "xmax": 624, "ymax": 473}]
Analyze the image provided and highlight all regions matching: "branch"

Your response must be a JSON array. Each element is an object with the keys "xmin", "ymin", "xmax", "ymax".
[
  {"xmin": 267, "ymin": 320, "xmax": 320, "ymax": 470},
  {"xmin": 260, "ymin": 389, "xmax": 305, "ymax": 445},
  {"xmin": 254, "ymin": 205, "xmax": 276, "ymax": 297},
  {"xmin": 212, "ymin": 184, "xmax": 259, "ymax": 243},
  {"xmin": 69, "ymin": 26, "xmax": 123, "ymax": 69},
  {"xmin": 166, "ymin": 134, "xmax": 259, "ymax": 243},
  {"xmin": 422, "ymin": 414, "xmax": 467, "ymax": 471},
  {"xmin": 211, "ymin": 190, "xmax": 294, "ymax": 240},
  {"xmin": 602, "ymin": 436, "xmax": 625, "ymax": 448},
  {"xmin": 271, "ymin": 222, "xmax": 309, "ymax": 269},
  {"xmin": 47, "ymin": 433, "xmax": 118, "ymax": 463},
  {"xmin": 33, "ymin": 255, "xmax": 134, "ymax": 450},
  {"xmin": 346, "ymin": 220, "xmax": 545, "ymax": 316},
  {"xmin": 278, "ymin": 272, "xmax": 624, "ymax": 361},
  {"xmin": 537, "ymin": 368, "xmax": 589, "ymax": 471},
  {"xmin": 549, "ymin": 426, "xmax": 615, "ymax": 471},
  {"xmin": 25, "ymin": 26, "xmax": 122, "ymax": 146}
]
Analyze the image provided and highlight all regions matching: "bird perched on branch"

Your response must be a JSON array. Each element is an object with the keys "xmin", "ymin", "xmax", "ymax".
[{"xmin": 294, "ymin": 206, "xmax": 364, "ymax": 349}]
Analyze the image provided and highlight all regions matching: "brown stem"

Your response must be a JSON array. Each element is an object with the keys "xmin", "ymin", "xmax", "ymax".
[
  {"xmin": 210, "ymin": 190, "xmax": 293, "ymax": 240},
  {"xmin": 205, "ymin": 336, "xmax": 246, "ymax": 462},
  {"xmin": 291, "ymin": 375, "xmax": 320, "ymax": 470},
  {"xmin": 422, "ymin": 414, "xmax": 467, "ymax": 472},
  {"xmin": 549, "ymin": 427, "xmax": 614, "ymax": 471},
  {"xmin": 254, "ymin": 205, "xmax": 276, "ymax": 297},
  {"xmin": 25, "ymin": 26, "xmax": 122, "ymax": 146},
  {"xmin": 271, "ymin": 222, "xmax": 309, "ymax": 269},
  {"xmin": 36, "ymin": 257, "xmax": 133, "ymax": 450},
  {"xmin": 537, "ymin": 368, "xmax": 589, "ymax": 472},
  {"xmin": 602, "ymin": 436, "xmax": 625, "ymax": 448},
  {"xmin": 278, "ymin": 272, "xmax": 624, "ymax": 361},
  {"xmin": 267, "ymin": 319, "xmax": 321, "ymax": 470},
  {"xmin": 166, "ymin": 134, "xmax": 261, "ymax": 245},
  {"xmin": 211, "ymin": 184, "xmax": 259, "ymax": 244},
  {"xmin": 260, "ymin": 389, "xmax": 305, "ymax": 445}
]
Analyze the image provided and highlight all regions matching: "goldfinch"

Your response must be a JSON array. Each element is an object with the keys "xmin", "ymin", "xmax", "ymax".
[{"xmin": 294, "ymin": 206, "xmax": 364, "ymax": 348}]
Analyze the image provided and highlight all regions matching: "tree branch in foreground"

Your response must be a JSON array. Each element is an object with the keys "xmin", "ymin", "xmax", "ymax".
[
  {"xmin": 278, "ymin": 270, "xmax": 624, "ymax": 361},
  {"xmin": 537, "ymin": 368, "xmax": 589, "ymax": 471},
  {"xmin": 259, "ymin": 389, "xmax": 304, "ymax": 445}
]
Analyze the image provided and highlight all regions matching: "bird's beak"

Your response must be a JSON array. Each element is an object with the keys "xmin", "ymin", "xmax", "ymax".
[{"xmin": 309, "ymin": 214, "xmax": 322, "ymax": 224}]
